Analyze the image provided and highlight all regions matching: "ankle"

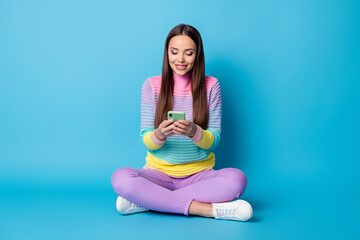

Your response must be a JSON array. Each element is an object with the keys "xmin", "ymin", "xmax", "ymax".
[{"xmin": 188, "ymin": 200, "xmax": 214, "ymax": 218}]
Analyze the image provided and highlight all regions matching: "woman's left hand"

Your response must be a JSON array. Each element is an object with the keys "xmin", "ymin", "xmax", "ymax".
[{"xmin": 173, "ymin": 120, "xmax": 197, "ymax": 138}]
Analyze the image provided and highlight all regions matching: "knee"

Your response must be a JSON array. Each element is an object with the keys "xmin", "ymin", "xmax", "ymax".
[
  {"xmin": 223, "ymin": 168, "xmax": 248, "ymax": 197},
  {"xmin": 111, "ymin": 167, "xmax": 138, "ymax": 196}
]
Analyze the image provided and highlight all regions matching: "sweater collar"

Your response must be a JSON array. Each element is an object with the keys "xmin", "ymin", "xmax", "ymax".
[{"xmin": 172, "ymin": 70, "xmax": 192, "ymax": 90}]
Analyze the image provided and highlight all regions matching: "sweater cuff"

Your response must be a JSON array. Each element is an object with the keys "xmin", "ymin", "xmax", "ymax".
[
  {"xmin": 190, "ymin": 125, "xmax": 203, "ymax": 143},
  {"xmin": 150, "ymin": 131, "xmax": 166, "ymax": 145}
]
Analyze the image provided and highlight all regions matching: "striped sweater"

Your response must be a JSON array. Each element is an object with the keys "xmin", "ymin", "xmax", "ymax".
[{"xmin": 140, "ymin": 70, "xmax": 222, "ymax": 178}]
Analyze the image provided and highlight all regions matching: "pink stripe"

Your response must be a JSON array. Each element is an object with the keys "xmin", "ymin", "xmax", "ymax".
[
  {"xmin": 149, "ymin": 75, "xmax": 218, "ymax": 96},
  {"xmin": 150, "ymin": 131, "xmax": 166, "ymax": 145},
  {"xmin": 190, "ymin": 125, "xmax": 203, "ymax": 143},
  {"xmin": 205, "ymin": 76, "xmax": 217, "ymax": 92},
  {"xmin": 149, "ymin": 75, "xmax": 162, "ymax": 94}
]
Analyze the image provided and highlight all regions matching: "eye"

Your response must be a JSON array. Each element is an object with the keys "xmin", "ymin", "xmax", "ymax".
[
  {"xmin": 171, "ymin": 51, "xmax": 178, "ymax": 55},
  {"xmin": 186, "ymin": 52, "xmax": 194, "ymax": 56}
]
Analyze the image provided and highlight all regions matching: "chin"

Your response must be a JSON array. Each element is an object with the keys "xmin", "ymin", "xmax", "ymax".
[
  {"xmin": 172, "ymin": 67, "xmax": 191, "ymax": 76},
  {"xmin": 176, "ymin": 71, "xmax": 188, "ymax": 75}
]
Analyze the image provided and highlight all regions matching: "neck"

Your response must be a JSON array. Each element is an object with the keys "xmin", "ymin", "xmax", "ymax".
[{"xmin": 172, "ymin": 70, "xmax": 192, "ymax": 90}]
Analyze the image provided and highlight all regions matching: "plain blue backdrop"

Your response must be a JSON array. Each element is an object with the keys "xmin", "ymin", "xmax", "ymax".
[{"xmin": 0, "ymin": 0, "xmax": 359, "ymax": 239}]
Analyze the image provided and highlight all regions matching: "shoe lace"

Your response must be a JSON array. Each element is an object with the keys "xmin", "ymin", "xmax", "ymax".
[
  {"xmin": 130, "ymin": 202, "xmax": 142, "ymax": 210},
  {"xmin": 128, "ymin": 200, "xmax": 148, "ymax": 212},
  {"xmin": 218, "ymin": 204, "xmax": 237, "ymax": 217}
]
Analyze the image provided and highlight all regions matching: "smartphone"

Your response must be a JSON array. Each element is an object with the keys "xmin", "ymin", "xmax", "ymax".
[{"xmin": 167, "ymin": 111, "xmax": 185, "ymax": 122}]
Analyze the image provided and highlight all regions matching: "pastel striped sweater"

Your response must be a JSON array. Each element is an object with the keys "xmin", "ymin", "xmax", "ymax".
[{"xmin": 140, "ymin": 70, "xmax": 222, "ymax": 178}]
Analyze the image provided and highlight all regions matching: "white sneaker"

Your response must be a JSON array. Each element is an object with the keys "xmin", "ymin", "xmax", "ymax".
[
  {"xmin": 116, "ymin": 196, "xmax": 149, "ymax": 215},
  {"xmin": 212, "ymin": 199, "xmax": 253, "ymax": 221}
]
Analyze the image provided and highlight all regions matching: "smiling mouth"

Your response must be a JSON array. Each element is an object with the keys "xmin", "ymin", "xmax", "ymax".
[{"xmin": 175, "ymin": 64, "xmax": 187, "ymax": 70}]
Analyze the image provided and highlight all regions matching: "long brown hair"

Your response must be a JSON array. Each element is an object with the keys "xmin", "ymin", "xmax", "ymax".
[{"xmin": 154, "ymin": 24, "xmax": 209, "ymax": 130}]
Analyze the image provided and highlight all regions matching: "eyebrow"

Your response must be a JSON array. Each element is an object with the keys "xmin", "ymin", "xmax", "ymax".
[{"xmin": 169, "ymin": 47, "xmax": 195, "ymax": 51}]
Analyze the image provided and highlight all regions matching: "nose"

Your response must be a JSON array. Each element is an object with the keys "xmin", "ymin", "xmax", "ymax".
[{"xmin": 178, "ymin": 54, "xmax": 184, "ymax": 63}]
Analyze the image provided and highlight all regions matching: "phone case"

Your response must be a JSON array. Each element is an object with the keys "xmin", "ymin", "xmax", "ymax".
[{"xmin": 167, "ymin": 111, "xmax": 185, "ymax": 122}]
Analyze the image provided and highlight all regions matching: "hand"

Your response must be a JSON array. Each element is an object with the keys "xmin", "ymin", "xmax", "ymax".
[
  {"xmin": 173, "ymin": 120, "xmax": 197, "ymax": 138},
  {"xmin": 154, "ymin": 119, "xmax": 175, "ymax": 141}
]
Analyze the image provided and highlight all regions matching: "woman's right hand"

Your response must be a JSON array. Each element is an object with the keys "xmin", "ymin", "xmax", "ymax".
[{"xmin": 154, "ymin": 119, "xmax": 175, "ymax": 141}]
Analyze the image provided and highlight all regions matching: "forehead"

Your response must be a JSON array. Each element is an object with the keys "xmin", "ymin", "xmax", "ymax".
[{"xmin": 169, "ymin": 35, "xmax": 196, "ymax": 50}]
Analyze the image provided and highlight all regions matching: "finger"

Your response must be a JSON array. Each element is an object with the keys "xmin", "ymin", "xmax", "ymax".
[
  {"xmin": 163, "ymin": 124, "xmax": 175, "ymax": 133},
  {"xmin": 160, "ymin": 119, "xmax": 174, "ymax": 128},
  {"xmin": 166, "ymin": 119, "xmax": 175, "ymax": 125},
  {"xmin": 173, "ymin": 129, "xmax": 183, "ymax": 135},
  {"xmin": 174, "ymin": 122, "xmax": 189, "ymax": 131},
  {"xmin": 173, "ymin": 126, "xmax": 186, "ymax": 134},
  {"xmin": 178, "ymin": 120, "xmax": 190, "ymax": 126},
  {"xmin": 173, "ymin": 129, "xmax": 187, "ymax": 135},
  {"xmin": 165, "ymin": 131, "xmax": 175, "ymax": 137},
  {"xmin": 164, "ymin": 127, "xmax": 175, "ymax": 136},
  {"xmin": 163, "ymin": 130, "xmax": 174, "ymax": 137}
]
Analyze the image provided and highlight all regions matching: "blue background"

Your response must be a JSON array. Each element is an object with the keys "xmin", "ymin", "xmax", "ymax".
[{"xmin": 0, "ymin": 0, "xmax": 359, "ymax": 239}]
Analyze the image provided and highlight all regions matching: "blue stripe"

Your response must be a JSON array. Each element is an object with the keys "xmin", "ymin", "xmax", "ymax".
[
  {"xmin": 141, "ymin": 103, "xmax": 154, "ymax": 129},
  {"xmin": 208, "ymin": 106, "xmax": 222, "ymax": 133},
  {"xmin": 139, "ymin": 127, "xmax": 154, "ymax": 142},
  {"xmin": 148, "ymin": 138, "xmax": 211, "ymax": 164}
]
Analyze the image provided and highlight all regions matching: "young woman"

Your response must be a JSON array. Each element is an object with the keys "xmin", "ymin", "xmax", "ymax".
[{"xmin": 111, "ymin": 24, "xmax": 253, "ymax": 221}]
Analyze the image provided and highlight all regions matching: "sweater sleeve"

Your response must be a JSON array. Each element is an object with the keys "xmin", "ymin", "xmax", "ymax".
[
  {"xmin": 139, "ymin": 78, "xmax": 165, "ymax": 150},
  {"xmin": 191, "ymin": 80, "xmax": 222, "ymax": 151}
]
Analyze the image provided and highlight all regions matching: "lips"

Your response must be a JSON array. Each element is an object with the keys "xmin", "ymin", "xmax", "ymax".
[{"xmin": 175, "ymin": 64, "xmax": 187, "ymax": 70}]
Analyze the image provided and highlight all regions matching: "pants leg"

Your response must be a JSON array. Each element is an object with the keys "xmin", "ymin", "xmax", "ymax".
[
  {"xmin": 111, "ymin": 167, "xmax": 248, "ymax": 216},
  {"xmin": 111, "ymin": 167, "xmax": 194, "ymax": 215},
  {"xmin": 173, "ymin": 168, "xmax": 248, "ymax": 204}
]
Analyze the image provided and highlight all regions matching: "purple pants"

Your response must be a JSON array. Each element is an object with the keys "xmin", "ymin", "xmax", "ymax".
[{"xmin": 111, "ymin": 167, "xmax": 248, "ymax": 216}]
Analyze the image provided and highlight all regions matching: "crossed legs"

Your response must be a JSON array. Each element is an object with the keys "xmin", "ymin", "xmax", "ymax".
[{"xmin": 111, "ymin": 167, "xmax": 248, "ymax": 217}]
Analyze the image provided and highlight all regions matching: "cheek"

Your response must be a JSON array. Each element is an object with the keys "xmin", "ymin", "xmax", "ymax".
[
  {"xmin": 168, "ymin": 55, "xmax": 176, "ymax": 63},
  {"xmin": 187, "ymin": 56, "xmax": 196, "ymax": 65},
  {"xmin": 169, "ymin": 57, "xmax": 176, "ymax": 64}
]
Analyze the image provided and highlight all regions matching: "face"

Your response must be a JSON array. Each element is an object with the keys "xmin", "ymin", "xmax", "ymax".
[{"xmin": 168, "ymin": 35, "xmax": 197, "ymax": 76}]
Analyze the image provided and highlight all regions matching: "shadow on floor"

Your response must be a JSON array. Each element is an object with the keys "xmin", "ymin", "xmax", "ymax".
[{"xmin": 137, "ymin": 196, "xmax": 272, "ymax": 223}]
